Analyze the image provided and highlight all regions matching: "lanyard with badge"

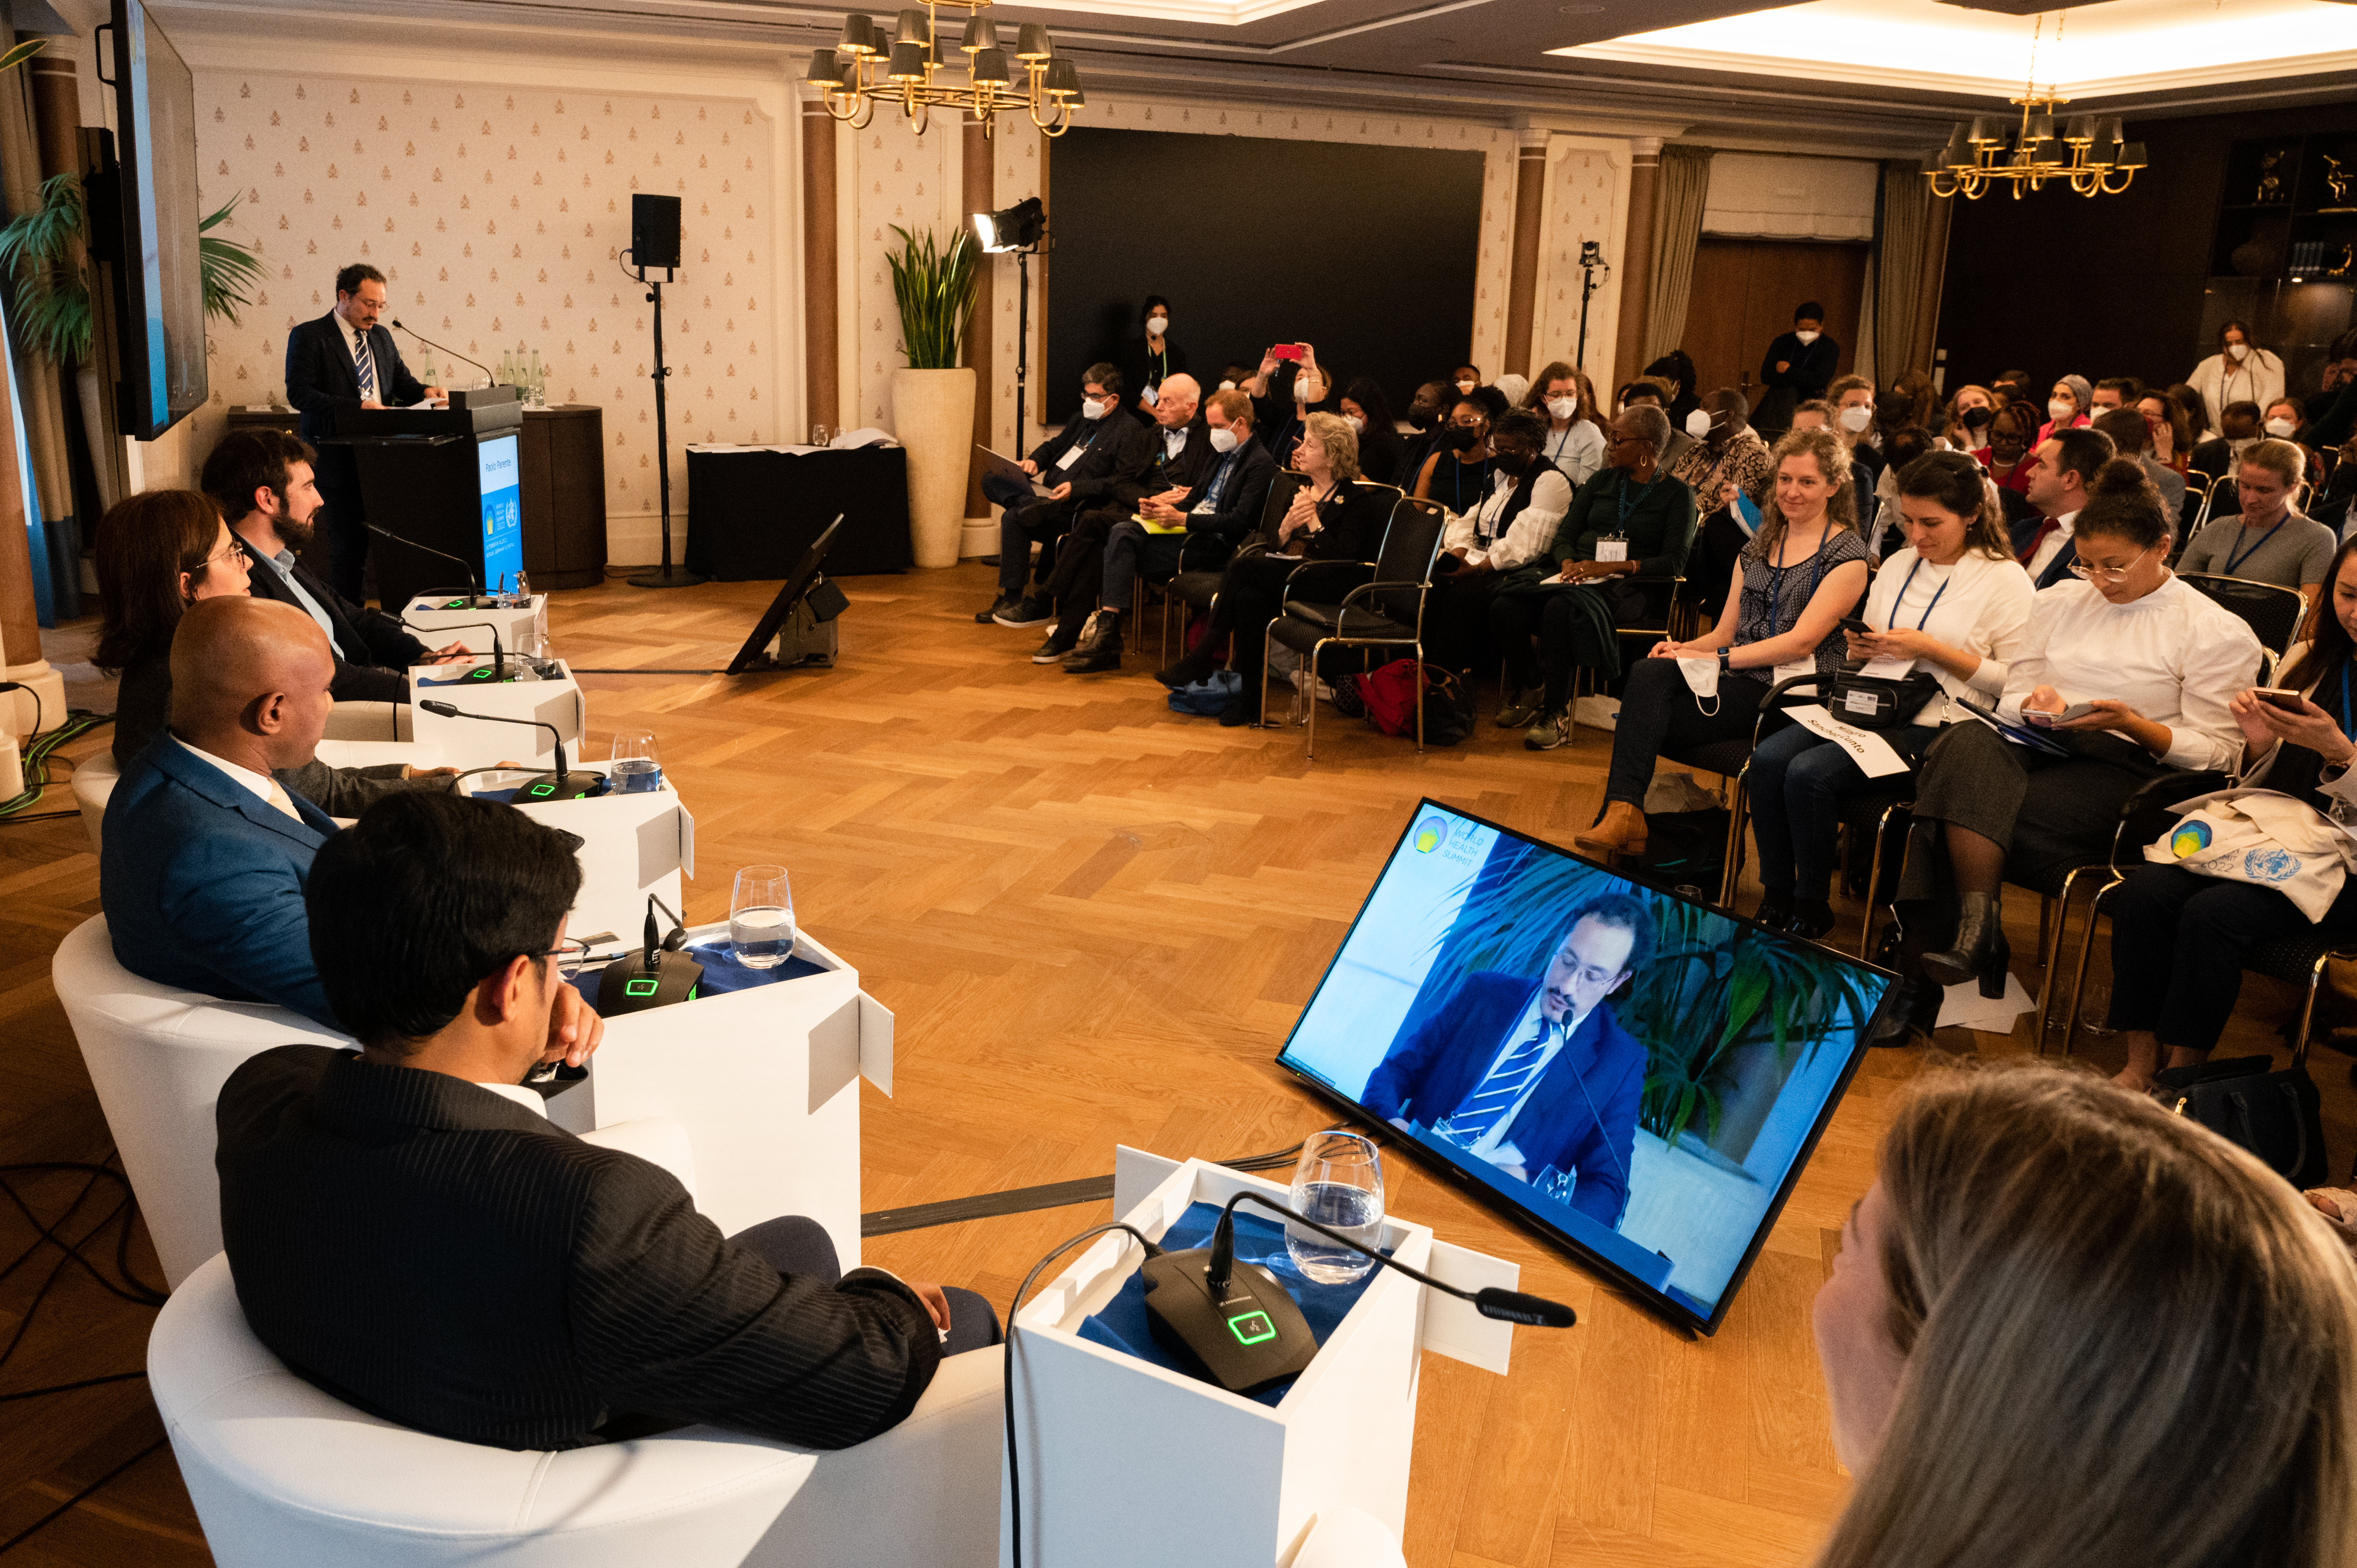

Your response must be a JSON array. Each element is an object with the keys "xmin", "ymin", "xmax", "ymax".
[
  {"xmin": 1884, "ymin": 556, "xmax": 1950, "ymax": 632},
  {"xmin": 2223, "ymin": 518, "xmax": 2287, "ymax": 578},
  {"xmin": 1055, "ymin": 423, "xmax": 1100, "ymax": 472},
  {"xmin": 1758, "ymin": 527, "xmax": 1834, "ymax": 689}
]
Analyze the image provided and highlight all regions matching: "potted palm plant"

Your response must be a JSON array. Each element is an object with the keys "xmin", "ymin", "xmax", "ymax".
[{"xmin": 885, "ymin": 224, "xmax": 978, "ymax": 569}]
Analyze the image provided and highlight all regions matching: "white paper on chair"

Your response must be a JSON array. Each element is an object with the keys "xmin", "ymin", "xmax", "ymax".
[
  {"xmin": 1781, "ymin": 704, "xmax": 1912, "ymax": 778},
  {"xmin": 1935, "ymin": 971, "xmax": 2036, "ymax": 1033}
]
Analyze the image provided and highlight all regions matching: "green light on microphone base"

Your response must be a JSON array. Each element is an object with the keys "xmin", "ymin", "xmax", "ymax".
[
  {"xmin": 529, "ymin": 783, "xmax": 556, "ymax": 797},
  {"xmin": 625, "ymin": 977, "xmax": 659, "ymax": 997},
  {"xmin": 1226, "ymin": 1310, "xmax": 1276, "ymax": 1345}
]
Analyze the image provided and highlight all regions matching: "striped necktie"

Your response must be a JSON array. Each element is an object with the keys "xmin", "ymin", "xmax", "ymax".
[
  {"xmin": 353, "ymin": 328, "xmax": 376, "ymax": 400},
  {"xmin": 1437, "ymin": 1018, "xmax": 1559, "ymax": 1148}
]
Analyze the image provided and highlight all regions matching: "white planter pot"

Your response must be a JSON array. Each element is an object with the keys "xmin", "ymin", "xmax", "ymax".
[{"xmin": 891, "ymin": 367, "xmax": 977, "ymax": 570}]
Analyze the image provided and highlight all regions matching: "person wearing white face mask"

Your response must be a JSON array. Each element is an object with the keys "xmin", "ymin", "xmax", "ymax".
[
  {"xmin": 1453, "ymin": 363, "xmax": 1482, "ymax": 399},
  {"xmin": 1755, "ymin": 301, "xmax": 1839, "ymax": 439},
  {"xmin": 2187, "ymin": 319, "xmax": 2284, "ymax": 437},
  {"xmin": 2035, "ymin": 374, "xmax": 2092, "ymax": 444},
  {"xmin": 976, "ymin": 362, "xmax": 1152, "ymax": 628},
  {"xmin": 1827, "ymin": 375, "xmax": 1888, "ymax": 501},
  {"xmin": 1667, "ymin": 388, "xmax": 1773, "ymax": 524},
  {"xmin": 1116, "ymin": 295, "xmax": 1186, "ymax": 426},
  {"xmin": 1520, "ymin": 361, "xmax": 1606, "ymax": 486}
]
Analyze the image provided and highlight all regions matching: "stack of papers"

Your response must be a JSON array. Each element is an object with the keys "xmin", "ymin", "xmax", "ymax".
[{"xmin": 1933, "ymin": 972, "xmax": 2037, "ymax": 1035}]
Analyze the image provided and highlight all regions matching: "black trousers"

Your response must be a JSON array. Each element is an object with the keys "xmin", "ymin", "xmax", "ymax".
[
  {"xmin": 1047, "ymin": 509, "xmax": 1121, "ymax": 627},
  {"xmin": 1204, "ymin": 554, "xmax": 1303, "ymax": 679},
  {"xmin": 2106, "ymin": 864, "xmax": 2357, "ymax": 1055},
  {"xmin": 1491, "ymin": 590, "xmax": 1623, "ymax": 712},
  {"xmin": 1603, "ymin": 657, "xmax": 1770, "ymax": 807},
  {"xmin": 1895, "ymin": 721, "xmax": 2168, "ymax": 904},
  {"xmin": 730, "ymin": 1215, "xmax": 1001, "ymax": 1356},
  {"xmin": 1426, "ymin": 573, "xmax": 1501, "ymax": 676}
]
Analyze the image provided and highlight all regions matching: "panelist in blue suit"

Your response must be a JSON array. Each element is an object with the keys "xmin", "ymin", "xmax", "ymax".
[
  {"xmin": 1362, "ymin": 893, "xmax": 1651, "ymax": 1229},
  {"xmin": 101, "ymin": 596, "xmax": 343, "ymax": 1026}
]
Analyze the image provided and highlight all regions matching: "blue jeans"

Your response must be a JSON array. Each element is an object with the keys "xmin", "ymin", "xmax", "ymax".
[{"xmin": 1745, "ymin": 722, "xmax": 1938, "ymax": 899}]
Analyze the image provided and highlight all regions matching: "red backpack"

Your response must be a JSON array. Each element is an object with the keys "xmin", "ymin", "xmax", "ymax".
[{"xmin": 1353, "ymin": 660, "xmax": 1471, "ymax": 745}]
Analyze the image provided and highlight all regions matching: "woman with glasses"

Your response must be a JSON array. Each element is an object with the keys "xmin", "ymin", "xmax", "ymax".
[
  {"xmin": 1978, "ymin": 401, "xmax": 2039, "ymax": 496},
  {"xmin": 2106, "ymin": 534, "xmax": 2357, "ymax": 1090},
  {"xmin": 1574, "ymin": 426, "xmax": 1870, "ymax": 865},
  {"xmin": 1411, "ymin": 386, "xmax": 1507, "ymax": 511},
  {"xmin": 1870, "ymin": 461, "xmax": 2263, "ymax": 1044},
  {"xmin": 93, "ymin": 489, "xmax": 463, "ymax": 813}
]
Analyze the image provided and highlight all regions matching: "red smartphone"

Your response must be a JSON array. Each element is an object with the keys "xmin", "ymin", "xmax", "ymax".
[{"xmin": 1269, "ymin": 343, "xmax": 1304, "ymax": 361}]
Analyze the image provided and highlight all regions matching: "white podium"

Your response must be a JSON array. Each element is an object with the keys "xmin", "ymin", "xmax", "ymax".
[
  {"xmin": 459, "ymin": 772, "xmax": 692, "ymax": 947},
  {"xmin": 407, "ymin": 658, "xmax": 585, "ymax": 770},
  {"xmin": 582, "ymin": 921, "xmax": 891, "ymax": 1268},
  {"xmin": 1004, "ymin": 1152, "xmax": 1522, "ymax": 1568},
  {"xmin": 402, "ymin": 593, "xmax": 546, "ymax": 654}
]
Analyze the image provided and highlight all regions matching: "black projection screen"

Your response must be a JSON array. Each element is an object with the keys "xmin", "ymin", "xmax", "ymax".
[{"xmin": 1042, "ymin": 128, "xmax": 1482, "ymax": 426}]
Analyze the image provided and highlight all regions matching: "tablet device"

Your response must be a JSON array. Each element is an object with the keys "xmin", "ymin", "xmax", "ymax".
[{"xmin": 1274, "ymin": 800, "xmax": 1893, "ymax": 1334}]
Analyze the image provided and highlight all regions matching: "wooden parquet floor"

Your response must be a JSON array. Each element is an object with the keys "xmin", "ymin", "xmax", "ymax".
[{"xmin": 5, "ymin": 562, "xmax": 2354, "ymax": 1566}]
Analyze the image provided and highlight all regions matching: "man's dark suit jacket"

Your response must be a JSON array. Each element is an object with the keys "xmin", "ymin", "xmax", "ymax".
[
  {"xmin": 1363, "ymin": 970, "xmax": 1645, "ymax": 1228},
  {"xmin": 1108, "ymin": 414, "xmax": 1215, "ymax": 510},
  {"xmin": 284, "ymin": 311, "xmax": 427, "ymax": 448},
  {"xmin": 98, "ymin": 731, "xmax": 339, "ymax": 1028},
  {"xmin": 1020, "ymin": 411, "xmax": 1151, "ymax": 514},
  {"xmin": 218, "ymin": 1046, "xmax": 943, "ymax": 1452},
  {"xmin": 2007, "ymin": 512, "xmax": 2081, "ymax": 589},
  {"xmin": 236, "ymin": 535, "xmax": 426, "ymax": 703},
  {"xmin": 1179, "ymin": 440, "xmax": 1279, "ymax": 549}
]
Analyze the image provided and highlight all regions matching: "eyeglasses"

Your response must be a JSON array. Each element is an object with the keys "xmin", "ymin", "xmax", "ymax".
[
  {"xmin": 2068, "ymin": 545, "xmax": 2155, "ymax": 582},
  {"xmin": 539, "ymin": 937, "xmax": 593, "ymax": 968}
]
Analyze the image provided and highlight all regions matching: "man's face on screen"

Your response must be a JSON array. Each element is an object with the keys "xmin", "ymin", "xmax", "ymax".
[{"xmin": 1541, "ymin": 917, "xmax": 1635, "ymax": 1024}]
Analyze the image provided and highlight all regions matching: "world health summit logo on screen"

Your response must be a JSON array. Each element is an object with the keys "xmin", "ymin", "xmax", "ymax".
[{"xmin": 1412, "ymin": 815, "xmax": 1449, "ymax": 854}]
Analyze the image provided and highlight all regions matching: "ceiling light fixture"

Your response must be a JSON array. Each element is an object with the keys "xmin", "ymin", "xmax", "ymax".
[
  {"xmin": 1923, "ymin": 12, "xmax": 2142, "ymax": 198},
  {"xmin": 806, "ymin": 3, "xmax": 1084, "ymax": 139}
]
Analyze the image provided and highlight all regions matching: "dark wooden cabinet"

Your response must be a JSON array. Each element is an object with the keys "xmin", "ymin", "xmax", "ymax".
[{"xmin": 519, "ymin": 405, "xmax": 607, "ymax": 588}]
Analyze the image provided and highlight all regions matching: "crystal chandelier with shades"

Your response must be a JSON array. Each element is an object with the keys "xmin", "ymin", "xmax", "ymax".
[{"xmin": 806, "ymin": 0, "xmax": 1085, "ymax": 138}]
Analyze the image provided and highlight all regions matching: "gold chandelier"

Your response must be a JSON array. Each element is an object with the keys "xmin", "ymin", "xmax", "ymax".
[
  {"xmin": 1924, "ymin": 93, "xmax": 2146, "ymax": 200},
  {"xmin": 807, "ymin": 1, "xmax": 1084, "ymax": 138}
]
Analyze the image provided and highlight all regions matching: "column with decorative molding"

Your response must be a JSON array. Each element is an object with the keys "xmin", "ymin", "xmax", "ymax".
[
  {"xmin": 961, "ymin": 117, "xmax": 993, "ymax": 541},
  {"xmin": 1612, "ymin": 135, "xmax": 1662, "ymax": 391},
  {"xmin": 1502, "ymin": 126, "xmax": 1551, "ymax": 384},
  {"xmin": 800, "ymin": 85, "xmax": 840, "ymax": 438}
]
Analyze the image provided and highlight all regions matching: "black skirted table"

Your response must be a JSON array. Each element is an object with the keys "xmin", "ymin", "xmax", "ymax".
[{"xmin": 684, "ymin": 445, "xmax": 913, "ymax": 579}]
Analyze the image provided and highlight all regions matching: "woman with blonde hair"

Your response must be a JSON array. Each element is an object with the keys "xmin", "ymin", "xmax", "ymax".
[
  {"xmin": 1813, "ymin": 1062, "xmax": 2357, "ymax": 1568},
  {"xmin": 1576, "ymin": 425, "xmax": 1871, "ymax": 863}
]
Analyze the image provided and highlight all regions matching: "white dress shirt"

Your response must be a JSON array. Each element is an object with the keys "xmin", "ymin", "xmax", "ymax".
[
  {"xmin": 1457, "ymin": 992, "xmax": 1595, "ymax": 1163},
  {"xmin": 2022, "ymin": 508, "xmax": 2078, "ymax": 582},
  {"xmin": 173, "ymin": 734, "xmax": 274, "ymax": 802},
  {"xmin": 1859, "ymin": 547, "xmax": 2037, "ymax": 724},
  {"xmin": 249, "ymin": 542, "xmax": 339, "ymax": 646},
  {"xmin": 1443, "ymin": 467, "xmax": 1573, "ymax": 572},
  {"xmin": 1995, "ymin": 573, "xmax": 2264, "ymax": 771}
]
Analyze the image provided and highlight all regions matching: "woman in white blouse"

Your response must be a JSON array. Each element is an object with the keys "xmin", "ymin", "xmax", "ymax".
[
  {"xmin": 2187, "ymin": 320, "xmax": 2286, "ymax": 439},
  {"xmin": 1875, "ymin": 459, "xmax": 2264, "ymax": 1042},
  {"xmin": 1746, "ymin": 452, "xmax": 2034, "ymax": 943}
]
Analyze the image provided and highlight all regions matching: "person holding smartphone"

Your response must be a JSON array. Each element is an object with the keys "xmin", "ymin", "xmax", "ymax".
[
  {"xmin": 1742, "ymin": 452, "xmax": 2034, "ymax": 960},
  {"xmin": 2103, "ymin": 533, "xmax": 2357, "ymax": 1089},
  {"xmin": 1873, "ymin": 460, "xmax": 2261, "ymax": 1037}
]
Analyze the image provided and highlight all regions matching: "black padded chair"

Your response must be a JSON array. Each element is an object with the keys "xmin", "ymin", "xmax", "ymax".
[
  {"xmin": 2177, "ymin": 570, "xmax": 2307, "ymax": 663},
  {"xmin": 1262, "ymin": 495, "xmax": 1448, "ymax": 758},
  {"xmin": 1152, "ymin": 470, "xmax": 1309, "ymax": 662}
]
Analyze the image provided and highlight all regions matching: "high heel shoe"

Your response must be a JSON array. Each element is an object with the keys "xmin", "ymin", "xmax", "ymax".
[
  {"xmin": 1573, "ymin": 800, "xmax": 1649, "ymax": 866},
  {"xmin": 1865, "ymin": 972, "xmax": 1944, "ymax": 1047},
  {"xmin": 1920, "ymin": 890, "xmax": 2010, "ymax": 999}
]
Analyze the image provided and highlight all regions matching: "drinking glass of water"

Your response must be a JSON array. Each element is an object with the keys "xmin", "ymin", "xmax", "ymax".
[
  {"xmin": 810, "ymin": 423, "xmax": 832, "ymax": 448},
  {"xmin": 1284, "ymin": 1131, "xmax": 1384, "ymax": 1284},
  {"xmin": 609, "ymin": 728, "xmax": 663, "ymax": 794},
  {"xmin": 730, "ymin": 865, "xmax": 796, "ymax": 969}
]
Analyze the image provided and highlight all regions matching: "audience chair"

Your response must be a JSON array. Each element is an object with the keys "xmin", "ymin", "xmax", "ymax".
[
  {"xmin": 149, "ymin": 1252, "xmax": 1008, "ymax": 1568},
  {"xmin": 1261, "ymin": 495, "xmax": 1448, "ymax": 759},
  {"xmin": 2177, "ymin": 571, "xmax": 2307, "ymax": 663},
  {"xmin": 1534, "ymin": 575, "xmax": 1698, "ymax": 746},
  {"xmin": 1157, "ymin": 470, "xmax": 1310, "ymax": 663}
]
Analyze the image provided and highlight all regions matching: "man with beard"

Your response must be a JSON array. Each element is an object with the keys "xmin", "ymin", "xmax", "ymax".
[{"xmin": 201, "ymin": 429, "xmax": 470, "ymax": 702}]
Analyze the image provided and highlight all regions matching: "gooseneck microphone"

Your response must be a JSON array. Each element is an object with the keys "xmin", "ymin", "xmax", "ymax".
[
  {"xmin": 390, "ymin": 318, "xmax": 494, "ymax": 386},
  {"xmin": 367, "ymin": 523, "xmax": 494, "ymax": 608},
  {"xmin": 1141, "ymin": 1189, "xmax": 1574, "ymax": 1394},
  {"xmin": 399, "ymin": 617, "xmax": 507, "ymax": 681},
  {"xmin": 416, "ymin": 700, "xmax": 600, "ymax": 802},
  {"xmin": 596, "ymin": 892, "xmax": 703, "ymax": 1015}
]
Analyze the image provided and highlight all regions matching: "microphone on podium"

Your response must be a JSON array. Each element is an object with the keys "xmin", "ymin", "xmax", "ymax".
[
  {"xmin": 390, "ymin": 318, "xmax": 494, "ymax": 386},
  {"xmin": 400, "ymin": 617, "xmax": 508, "ymax": 682},
  {"xmin": 367, "ymin": 523, "xmax": 498, "ymax": 610},
  {"xmin": 416, "ymin": 700, "xmax": 601, "ymax": 802}
]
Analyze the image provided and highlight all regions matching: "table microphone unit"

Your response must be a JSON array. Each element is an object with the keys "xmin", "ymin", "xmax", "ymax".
[
  {"xmin": 596, "ymin": 892, "xmax": 704, "ymax": 1014},
  {"xmin": 415, "ymin": 700, "xmax": 603, "ymax": 801},
  {"xmin": 367, "ymin": 523, "xmax": 499, "ymax": 609},
  {"xmin": 399, "ymin": 617, "xmax": 511, "ymax": 683},
  {"xmin": 1140, "ymin": 1190, "xmax": 1576, "ymax": 1395}
]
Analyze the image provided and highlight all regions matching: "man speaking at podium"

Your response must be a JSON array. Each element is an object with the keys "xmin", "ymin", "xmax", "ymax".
[{"xmin": 285, "ymin": 263, "xmax": 443, "ymax": 602}]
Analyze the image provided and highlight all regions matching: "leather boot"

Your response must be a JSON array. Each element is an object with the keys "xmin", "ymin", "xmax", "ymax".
[
  {"xmin": 1573, "ymin": 800, "xmax": 1649, "ymax": 864},
  {"xmin": 1921, "ymin": 890, "xmax": 2010, "ymax": 999},
  {"xmin": 1156, "ymin": 646, "xmax": 1218, "ymax": 690},
  {"xmin": 1866, "ymin": 972, "xmax": 1944, "ymax": 1047}
]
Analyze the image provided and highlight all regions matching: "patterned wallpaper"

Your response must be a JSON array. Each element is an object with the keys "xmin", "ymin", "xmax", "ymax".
[
  {"xmin": 1534, "ymin": 143, "xmax": 1630, "ymax": 385},
  {"xmin": 192, "ymin": 69, "xmax": 783, "ymax": 527}
]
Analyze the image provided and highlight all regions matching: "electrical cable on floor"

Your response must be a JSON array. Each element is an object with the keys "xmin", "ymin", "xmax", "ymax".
[
  {"xmin": 0, "ymin": 1435, "xmax": 170, "ymax": 1557},
  {"xmin": 0, "ymin": 708, "xmax": 113, "ymax": 820}
]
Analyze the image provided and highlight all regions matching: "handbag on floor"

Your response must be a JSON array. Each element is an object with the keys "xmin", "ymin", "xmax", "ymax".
[
  {"xmin": 2152, "ymin": 1054, "xmax": 2329, "ymax": 1190},
  {"xmin": 1354, "ymin": 660, "xmax": 1470, "ymax": 745}
]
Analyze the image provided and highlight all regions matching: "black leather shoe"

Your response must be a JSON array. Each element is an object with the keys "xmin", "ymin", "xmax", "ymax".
[
  {"xmin": 1156, "ymin": 651, "xmax": 1217, "ymax": 690},
  {"xmin": 1217, "ymin": 692, "xmax": 1261, "ymax": 727},
  {"xmin": 1785, "ymin": 898, "xmax": 1837, "ymax": 942},
  {"xmin": 1921, "ymin": 891, "xmax": 2010, "ymax": 999},
  {"xmin": 1867, "ymin": 973, "xmax": 1943, "ymax": 1047},
  {"xmin": 1753, "ymin": 894, "xmax": 1795, "ymax": 931}
]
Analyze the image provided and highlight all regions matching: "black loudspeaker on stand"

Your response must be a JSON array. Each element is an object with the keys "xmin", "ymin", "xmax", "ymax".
[{"xmin": 626, "ymin": 193, "xmax": 704, "ymax": 591}]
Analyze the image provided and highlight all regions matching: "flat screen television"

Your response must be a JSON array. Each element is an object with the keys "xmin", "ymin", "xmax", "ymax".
[
  {"xmin": 1275, "ymin": 801, "xmax": 1893, "ymax": 1334},
  {"xmin": 107, "ymin": 0, "xmax": 206, "ymax": 439},
  {"xmin": 477, "ymin": 431, "xmax": 524, "ymax": 593}
]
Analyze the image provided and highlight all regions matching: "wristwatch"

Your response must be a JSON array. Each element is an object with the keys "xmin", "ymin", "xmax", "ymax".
[{"xmin": 1717, "ymin": 646, "xmax": 1731, "ymax": 675}]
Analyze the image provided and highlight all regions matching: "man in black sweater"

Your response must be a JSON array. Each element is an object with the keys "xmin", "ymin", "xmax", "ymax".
[
  {"xmin": 201, "ymin": 428, "xmax": 470, "ymax": 702},
  {"xmin": 216, "ymin": 792, "xmax": 994, "ymax": 1451},
  {"xmin": 976, "ymin": 361, "xmax": 1151, "ymax": 628}
]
